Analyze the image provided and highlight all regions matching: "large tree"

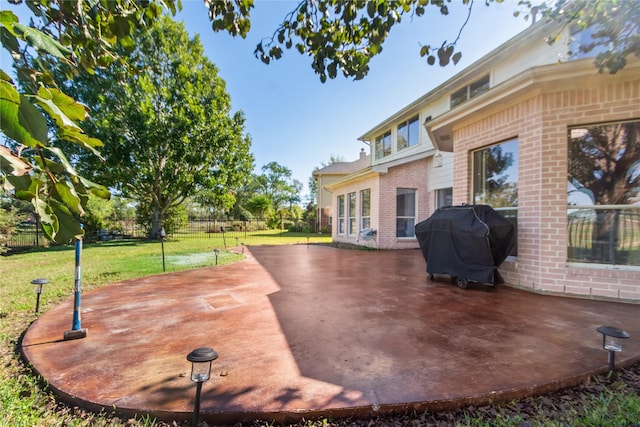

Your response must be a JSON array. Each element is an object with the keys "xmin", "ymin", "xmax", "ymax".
[
  {"xmin": 58, "ymin": 16, "xmax": 253, "ymax": 238},
  {"xmin": 255, "ymin": 161, "xmax": 300, "ymax": 212},
  {"xmin": 2, "ymin": 0, "xmax": 637, "ymax": 241},
  {"xmin": 230, "ymin": 162, "xmax": 302, "ymax": 223}
]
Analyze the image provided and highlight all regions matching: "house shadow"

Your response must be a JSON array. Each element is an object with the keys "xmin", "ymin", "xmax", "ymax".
[{"xmin": 250, "ymin": 244, "xmax": 640, "ymax": 410}]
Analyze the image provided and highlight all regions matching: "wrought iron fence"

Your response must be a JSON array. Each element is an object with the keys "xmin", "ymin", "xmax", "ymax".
[
  {"xmin": 568, "ymin": 207, "xmax": 640, "ymax": 266},
  {"xmin": 3, "ymin": 217, "xmax": 321, "ymax": 251}
]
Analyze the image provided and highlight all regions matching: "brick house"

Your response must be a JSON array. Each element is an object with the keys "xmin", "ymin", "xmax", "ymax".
[
  {"xmin": 323, "ymin": 19, "xmax": 640, "ymax": 302},
  {"xmin": 312, "ymin": 149, "xmax": 370, "ymax": 232}
]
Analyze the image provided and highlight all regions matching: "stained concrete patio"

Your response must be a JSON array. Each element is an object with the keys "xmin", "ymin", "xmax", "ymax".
[{"xmin": 21, "ymin": 245, "xmax": 640, "ymax": 424}]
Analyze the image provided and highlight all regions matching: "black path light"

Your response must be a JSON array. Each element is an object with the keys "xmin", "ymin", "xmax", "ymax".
[
  {"xmin": 30, "ymin": 278, "xmax": 49, "ymax": 314},
  {"xmin": 596, "ymin": 325, "xmax": 630, "ymax": 373},
  {"xmin": 187, "ymin": 347, "xmax": 218, "ymax": 427},
  {"xmin": 159, "ymin": 227, "xmax": 167, "ymax": 272},
  {"xmin": 214, "ymin": 248, "xmax": 220, "ymax": 265}
]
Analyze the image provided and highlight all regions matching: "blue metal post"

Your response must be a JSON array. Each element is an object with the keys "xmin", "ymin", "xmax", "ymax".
[
  {"xmin": 64, "ymin": 230, "xmax": 87, "ymax": 340},
  {"xmin": 72, "ymin": 235, "xmax": 82, "ymax": 330}
]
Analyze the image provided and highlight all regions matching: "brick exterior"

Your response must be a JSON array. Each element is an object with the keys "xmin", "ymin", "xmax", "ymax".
[
  {"xmin": 453, "ymin": 74, "xmax": 640, "ymax": 302},
  {"xmin": 332, "ymin": 158, "xmax": 433, "ymax": 250}
]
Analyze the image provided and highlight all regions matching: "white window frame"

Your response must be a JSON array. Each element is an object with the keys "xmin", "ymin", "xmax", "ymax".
[
  {"xmin": 472, "ymin": 138, "xmax": 518, "ymax": 256},
  {"xmin": 397, "ymin": 116, "xmax": 420, "ymax": 151},
  {"xmin": 348, "ymin": 192, "xmax": 356, "ymax": 236},
  {"xmin": 396, "ymin": 188, "xmax": 416, "ymax": 238},
  {"xmin": 375, "ymin": 131, "xmax": 392, "ymax": 160},
  {"xmin": 450, "ymin": 74, "xmax": 490, "ymax": 108},
  {"xmin": 337, "ymin": 195, "xmax": 345, "ymax": 235},
  {"xmin": 360, "ymin": 188, "xmax": 371, "ymax": 230}
]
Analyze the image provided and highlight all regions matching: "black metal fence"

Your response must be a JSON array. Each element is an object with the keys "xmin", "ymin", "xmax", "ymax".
[
  {"xmin": 568, "ymin": 208, "xmax": 640, "ymax": 266},
  {"xmin": 3, "ymin": 217, "xmax": 320, "ymax": 251},
  {"xmin": 6, "ymin": 209, "xmax": 639, "ymax": 266}
]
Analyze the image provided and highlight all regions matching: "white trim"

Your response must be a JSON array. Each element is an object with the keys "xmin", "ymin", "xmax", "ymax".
[
  {"xmin": 357, "ymin": 20, "xmax": 561, "ymax": 141},
  {"xmin": 567, "ymin": 262, "xmax": 640, "ymax": 273}
]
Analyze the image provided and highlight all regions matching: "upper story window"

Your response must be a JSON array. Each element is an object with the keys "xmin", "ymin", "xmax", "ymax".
[
  {"xmin": 374, "ymin": 131, "xmax": 392, "ymax": 160},
  {"xmin": 450, "ymin": 74, "xmax": 490, "ymax": 108},
  {"xmin": 397, "ymin": 116, "xmax": 419, "ymax": 151}
]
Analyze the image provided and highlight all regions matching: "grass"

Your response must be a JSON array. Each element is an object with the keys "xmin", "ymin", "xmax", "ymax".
[{"xmin": 1, "ymin": 235, "xmax": 639, "ymax": 426}]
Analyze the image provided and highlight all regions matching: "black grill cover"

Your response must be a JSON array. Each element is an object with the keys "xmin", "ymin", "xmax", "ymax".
[{"xmin": 414, "ymin": 205, "xmax": 516, "ymax": 285}]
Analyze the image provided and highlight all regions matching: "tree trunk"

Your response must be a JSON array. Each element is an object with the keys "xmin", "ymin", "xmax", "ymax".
[{"xmin": 150, "ymin": 206, "xmax": 163, "ymax": 239}]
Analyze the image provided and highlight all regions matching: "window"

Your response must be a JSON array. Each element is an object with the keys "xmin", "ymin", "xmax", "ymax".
[
  {"xmin": 337, "ymin": 195, "xmax": 345, "ymax": 235},
  {"xmin": 450, "ymin": 75, "xmax": 490, "ymax": 108},
  {"xmin": 567, "ymin": 120, "xmax": 640, "ymax": 266},
  {"xmin": 348, "ymin": 192, "xmax": 356, "ymax": 236},
  {"xmin": 472, "ymin": 139, "xmax": 518, "ymax": 255},
  {"xmin": 397, "ymin": 116, "xmax": 419, "ymax": 151},
  {"xmin": 396, "ymin": 189, "xmax": 416, "ymax": 238},
  {"xmin": 436, "ymin": 188, "xmax": 452, "ymax": 209},
  {"xmin": 375, "ymin": 131, "xmax": 392, "ymax": 160},
  {"xmin": 360, "ymin": 189, "xmax": 371, "ymax": 229}
]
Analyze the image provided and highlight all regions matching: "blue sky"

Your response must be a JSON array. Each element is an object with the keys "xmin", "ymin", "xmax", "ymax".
[
  {"xmin": 173, "ymin": 0, "xmax": 531, "ymax": 199},
  {"xmin": 2, "ymin": 0, "xmax": 533, "ymax": 201}
]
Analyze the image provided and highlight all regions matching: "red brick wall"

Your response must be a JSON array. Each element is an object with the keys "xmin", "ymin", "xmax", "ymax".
[
  {"xmin": 377, "ymin": 158, "xmax": 432, "ymax": 249},
  {"xmin": 453, "ymin": 74, "xmax": 640, "ymax": 302},
  {"xmin": 331, "ymin": 158, "xmax": 433, "ymax": 250}
]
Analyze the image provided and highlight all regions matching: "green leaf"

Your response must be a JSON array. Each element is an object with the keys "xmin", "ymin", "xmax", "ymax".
[
  {"xmin": 49, "ymin": 198, "xmax": 84, "ymax": 243},
  {"xmin": 57, "ymin": 127, "xmax": 104, "ymax": 156},
  {"xmin": 0, "ymin": 10, "xmax": 19, "ymax": 41},
  {"xmin": 13, "ymin": 23, "xmax": 72, "ymax": 60},
  {"xmin": 6, "ymin": 174, "xmax": 40, "ymax": 201},
  {"xmin": 44, "ymin": 146, "xmax": 84, "ymax": 176},
  {"xmin": 0, "ymin": 82, "xmax": 49, "ymax": 147},
  {"xmin": 35, "ymin": 87, "xmax": 87, "ymax": 128},
  {"xmin": 111, "ymin": 16, "xmax": 132, "ymax": 38},
  {"xmin": 33, "ymin": 197, "xmax": 57, "ymax": 240},
  {"xmin": 0, "ymin": 10, "xmax": 18, "ymax": 27},
  {"xmin": 0, "ymin": 26, "xmax": 20, "ymax": 53},
  {"xmin": 367, "ymin": 1, "xmax": 377, "ymax": 18},
  {"xmin": 53, "ymin": 181, "xmax": 83, "ymax": 216},
  {"xmin": 79, "ymin": 176, "xmax": 110, "ymax": 199},
  {"xmin": 0, "ymin": 69, "xmax": 12, "ymax": 83},
  {"xmin": 18, "ymin": 94, "xmax": 49, "ymax": 145}
]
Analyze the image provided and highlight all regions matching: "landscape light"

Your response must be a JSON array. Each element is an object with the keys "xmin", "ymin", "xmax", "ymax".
[
  {"xmin": 187, "ymin": 347, "xmax": 218, "ymax": 427},
  {"xmin": 596, "ymin": 325, "xmax": 630, "ymax": 372},
  {"xmin": 30, "ymin": 278, "xmax": 49, "ymax": 314},
  {"xmin": 214, "ymin": 248, "xmax": 220, "ymax": 265},
  {"xmin": 159, "ymin": 227, "xmax": 167, "ymax": 272}
]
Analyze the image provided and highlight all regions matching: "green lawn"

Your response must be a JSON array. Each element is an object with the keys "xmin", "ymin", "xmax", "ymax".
[{"xmin": 1, "ymin": 235, "xmax": 638, "ymax": 426}]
